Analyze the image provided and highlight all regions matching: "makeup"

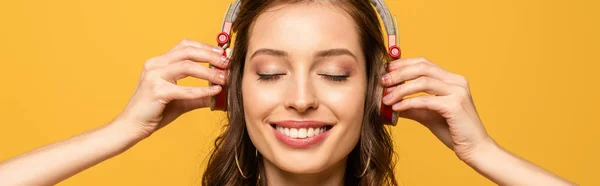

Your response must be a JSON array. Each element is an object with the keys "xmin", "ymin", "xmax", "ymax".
[
  {"xmin": 270, "ymin": 120, "xmax": 334, "ymax": 148},
  {"xmin": 210, "ymin": 0, "xmax": 401, "ymax": 126}
]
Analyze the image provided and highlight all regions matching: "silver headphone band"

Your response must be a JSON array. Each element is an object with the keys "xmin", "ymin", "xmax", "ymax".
[
  {"xmin": 226, "ymin": 0, "xmax": 242, "ymax": 23},
  {"xmin": 222, "ymin": 0, "xmax": 397, "ymax": 36},
  {"xmin": 370, "ymin": 0, "xmax": 396, "ymax": 35}
]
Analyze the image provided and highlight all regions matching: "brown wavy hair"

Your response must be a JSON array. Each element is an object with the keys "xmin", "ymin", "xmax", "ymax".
[{"xmin": 202, "ymin": 0, "xmax": 397, "ymax": 185}]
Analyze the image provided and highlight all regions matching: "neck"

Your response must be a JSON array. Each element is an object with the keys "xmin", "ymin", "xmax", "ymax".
[{"xmin": 262, "ymin": 157, "xmax": 347, "ymax": 186}]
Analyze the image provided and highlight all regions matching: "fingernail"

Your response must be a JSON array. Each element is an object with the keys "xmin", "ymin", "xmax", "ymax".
[
  {"xmin": 223, "ymin": 58, "xmax": 230, "ymax": 66},
  {"xmin": 213, "ymin": 47, "xmax": 224, "ymax": 54},
  {"xmin": 383, "ymin": 94, "xmax": 392, "ymax": 103},
  {"xmin": 219, "ymin": 73, "xmax": 225, "ymax": 79},
  {"xmin": 211, "ymin": 85, "xmax": 221, "ymax": 90},
  {"xmin": 381, "ymin": 74, "xmax": 390, "ymax": 84},
  {"xmin": 221, "ymin": 56, "xmax": 228, "ymax": 62},
  {"xmin": 385, "ymin": 86, "xmax": 395, "ymax": 94},
  {"xmin": 392, "ymin": 102, "xmax": 401, "ymax": 110}
]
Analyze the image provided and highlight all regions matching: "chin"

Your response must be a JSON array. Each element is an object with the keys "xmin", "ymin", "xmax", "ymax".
[{"xmin": 268, "ymin": 150, "xmax": 335, "ymax": 174}]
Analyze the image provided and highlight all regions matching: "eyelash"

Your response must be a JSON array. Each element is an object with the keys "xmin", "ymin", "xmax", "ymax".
[
  {"xmin": 321, "ymin": 74, "xmax": 349, "ymax": 82},
  {"xmin": 257, "ymin": 73, "xmax": 285, "ymax": 81},
  {"xmin": 256, "ymin": 73, "xmax": 349, "ymax": 82}
]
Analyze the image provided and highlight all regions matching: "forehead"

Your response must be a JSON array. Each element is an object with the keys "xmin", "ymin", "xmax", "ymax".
[{"xmin": 247, "ymin": 2, "xmax": 363, "ymax": 61}]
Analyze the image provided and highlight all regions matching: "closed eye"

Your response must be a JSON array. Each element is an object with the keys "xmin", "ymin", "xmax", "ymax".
[
  {"xmin": 257, "ymin": 73, "xmax": 285, "ymax": 81},
  {"xmin": 320, "ymin": 74, "xmax": 349, "ymax": 82},
  {"xmin": 257, "ymin": 73, "xmax": 349, "ymax": 82}
]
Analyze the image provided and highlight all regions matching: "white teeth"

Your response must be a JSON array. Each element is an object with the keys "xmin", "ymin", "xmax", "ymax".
[
  {"xmin": 307, "ymin": 128, "xmax": 314, "ymax": 137},
  {"xmin": 276, "ymin": 126, "xmax": 329, "ymax": 138},
  {"xmin": 290, "ymin": 128, "xmax": 298, "ymax": 138},
  {"xmin": 298, "ymin": 128, "xmax": 307, "ymax": 138}
]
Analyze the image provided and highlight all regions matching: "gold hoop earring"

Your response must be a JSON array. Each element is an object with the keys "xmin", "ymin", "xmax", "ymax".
[
  {"xmin": 358, "ymin": 142, "xmax": 372, "ymax": 178},
  {"xmin": 234, "ymin": 148, "xmax": 250, "ymax": 179}
]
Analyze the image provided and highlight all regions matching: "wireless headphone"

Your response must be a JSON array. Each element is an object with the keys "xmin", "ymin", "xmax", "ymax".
[{"xmin": 210, "ymin": 0, "xmax": 401, "ymax": 126}]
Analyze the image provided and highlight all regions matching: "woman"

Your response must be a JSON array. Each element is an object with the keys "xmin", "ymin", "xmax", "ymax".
[{"xmin": 0, "ymin": 0, "xmax": 575, "ymax": 185}]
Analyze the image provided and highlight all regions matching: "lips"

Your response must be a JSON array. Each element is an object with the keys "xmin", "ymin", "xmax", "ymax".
[{"xmin": 270, "ymin": 120, "xmax": 334, "ymax": 148}]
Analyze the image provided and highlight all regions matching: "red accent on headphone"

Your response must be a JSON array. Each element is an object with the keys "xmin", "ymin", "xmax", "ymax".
[
  {"xmin": 389, "ymin": 45, "xmax": 401, "ymax": 59},
  {"xmin": 212, "ymin": 27, "xmax": 232, "ymax": 111},
  {"xmin": 211, "ymin": 50, "xmax": 228, "ymax": 111},
  {"xmin": 217, "ymin": 32, "xmax": 230, "ymax": 45},
  {"xmin": 380, "ymin": 92, "xmax": 394, "ymax": 124},
  {"xmin": 380, "ymin": 40, "xmax": 401, "ymax": 125}
]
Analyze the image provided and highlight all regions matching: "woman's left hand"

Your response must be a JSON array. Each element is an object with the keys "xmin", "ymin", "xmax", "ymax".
[{"xmin": 381, "ymin": 57, "xmax": 494, "ymax": 162}]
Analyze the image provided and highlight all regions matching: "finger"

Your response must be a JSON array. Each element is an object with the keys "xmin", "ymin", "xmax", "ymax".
[
  {"xmin": 161, "ymin": 45, "xmax": 229, "ymax": 69},
  {"xmin": 386, "ymin": 57, "xmax": 469, "ymax": 89},
  {"xmin": 179, "ymin": 97, "xmax": 212, "ymax": 112},
  {"xmin": 391, "ymin": 95, "xmax": 452, "ymax": 118},
  {"xmin": 381, "ymin": 60, "xmax": 453, "ymax": 87},
  {"xmin": 386, "ymin": 57, "xmax": 433, "ymax": 72},
  {"xmin": 384, "ymin": 86, "xmax": 395, "ymax": 95},
  {"xmin": 144, "ymin": 40, "xmax": 225, "ymax": 72},
  {"xmin": 155, "ymin": 82, "xmax": 222, "ymax": 104},
  {"xmin": 382, "ymin": 76, "xmax": 457, "ymax": 106},
  {"xmin": 170, "ymin": 39, "xmax": 224, "ymax": 54},
  {"xmin": 160, "ymin": 60, "xmax": 226, "ymax": 85}
]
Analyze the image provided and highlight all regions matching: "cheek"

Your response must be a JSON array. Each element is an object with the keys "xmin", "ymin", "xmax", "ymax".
[
  {"xmin": 320, "ymin": 86, "xmax": 365, "ymax": 117},
  {"xmin": 318, "ymin": 80, "xmax": 366, "ymax": 151},
  {"xmin": 241, "ymin": 76, "xmax": 284, "ymax": 140},
  {"xmin": 318, "ymin": 80, "xmax": 367, "ymax": 126},
  {"xmin": 241, "ymin": 78, "xmax": 282, "ymax": 121},
  {"xmin": 242, "ymin": 75, "xmax": 289, "ymax": 164}
]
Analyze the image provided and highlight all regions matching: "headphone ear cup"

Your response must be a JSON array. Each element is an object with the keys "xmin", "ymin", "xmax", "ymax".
[
  {"xmin": 380, "ymin": 91, "xmax": 398, "ymax": 126},
  {"xmin": 209, "ymin": 47, "xmax": 232, "ymax": 111},
  {"xmin": 380, "ymin": 60, "xmax": 399, "ymax": 126},
  {"xmin": 209, "ymin": 65, "xmax": 228, "ymax": 111}
]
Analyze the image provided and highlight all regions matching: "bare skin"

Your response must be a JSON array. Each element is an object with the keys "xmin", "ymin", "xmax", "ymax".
[{"xmin": 0, "ymin": 3, "xmax": 576, "ymax": 186}]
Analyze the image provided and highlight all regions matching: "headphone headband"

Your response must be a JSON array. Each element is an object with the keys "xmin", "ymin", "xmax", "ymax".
[
  {"xmin": 212, "ymin": 0, "xmax": 401, "ymax": 125},
  {"xmin": 218, "ymin": 0, "xmax": 400, "ymax": 55}
]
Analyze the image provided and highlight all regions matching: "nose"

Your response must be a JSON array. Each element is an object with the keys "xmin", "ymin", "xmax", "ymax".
[{"xmin": 284, "ymin": 76, "xmax": 318, "ymax": 113}]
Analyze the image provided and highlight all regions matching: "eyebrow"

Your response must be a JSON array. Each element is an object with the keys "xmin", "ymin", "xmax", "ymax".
[
  {"xmin": 315, "ymin": 48, "xmax": 357, "ymax": 61},
  {"xmin": 249, "ymin": 48, "xmax": 358, "ymax": 61},
  {"xmin": 250, "ymin": 48, "xmax": 288, "ymax": 60}
]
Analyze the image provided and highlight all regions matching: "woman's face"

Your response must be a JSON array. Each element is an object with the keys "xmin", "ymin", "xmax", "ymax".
[{"xmin": 241, "ymin": 2, "xmax": 367, "ymax": 173}]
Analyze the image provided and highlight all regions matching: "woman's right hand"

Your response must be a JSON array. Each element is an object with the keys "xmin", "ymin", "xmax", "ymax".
[
  {"xmin": 0, "ymin": 39, "xmax": 231, "ymax": 186},
  {"xmin": 115, "ymin": 39, "xmax": 229, "ymax": 139}
]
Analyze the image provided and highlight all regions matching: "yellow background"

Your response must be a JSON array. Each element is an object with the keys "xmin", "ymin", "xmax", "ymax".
[{"xmin": 0, "ymin": 0, "xmax": 597, "ymax": 185}]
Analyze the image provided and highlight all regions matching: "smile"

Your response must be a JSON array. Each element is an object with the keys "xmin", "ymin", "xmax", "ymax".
[
  {"xmin": 269, "ymin": 120, "xmax": 334, "ymax": 148},
  {"xmin": 273, "ymin": 126, "xmax": 330, "ymax": 138}
]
